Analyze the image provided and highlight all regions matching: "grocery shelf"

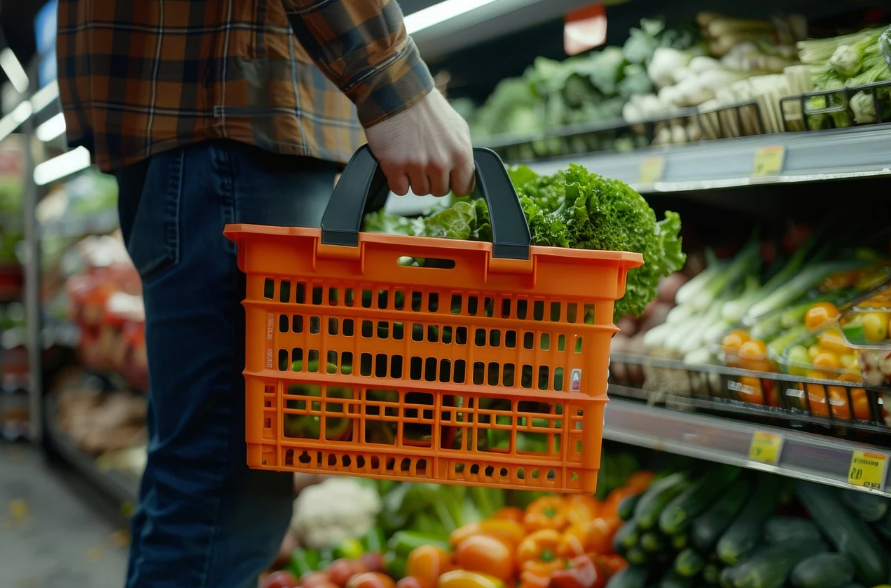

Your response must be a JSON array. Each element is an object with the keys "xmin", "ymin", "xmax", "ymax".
[
  {"xmin": 603, "ymin": 397, "xmax": 891, "ymax": 496},
  {"xmin": 523, "ymin": 125, "xmax": 891, "ymax": 193},
  {"xmin": 38, "ymin": 209, "xmax": 118, "ymax": 240},
  {"xmin": 45, "ymin": 400, "xmax": 139, "ymax": 505}
]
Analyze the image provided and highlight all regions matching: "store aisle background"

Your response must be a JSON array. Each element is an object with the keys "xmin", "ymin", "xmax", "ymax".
[{"xmin": 0, "ymin": 443, "xmax": 128, "ymax": 588}]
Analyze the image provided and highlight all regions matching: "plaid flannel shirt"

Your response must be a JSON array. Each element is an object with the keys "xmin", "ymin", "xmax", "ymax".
[{"xmin": 57, "ymin": 0, "xmax": 434, "ymax": 171}]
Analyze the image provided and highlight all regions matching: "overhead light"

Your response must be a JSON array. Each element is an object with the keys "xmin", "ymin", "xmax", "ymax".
[
  {"xmin": 0, "ymin": 48, "xmax": 30, "ymax": 94},
  {"xmin": 404, "ymin": 0, "xmax": 501, "ymax": 34},
  {"xmin": 36, "ymin": 112, "xmax": 66, "ymax": 142},
  {"xmin": 30, "ymin": 80, "xmax": 59, "ymax": 113},
  {"xmin": 0, "ymin": 100, "xmax": 33, "ymax": 143},
  {"xmin": 33, "ymin": 146, "xmax": 91, "ymax": 186}
]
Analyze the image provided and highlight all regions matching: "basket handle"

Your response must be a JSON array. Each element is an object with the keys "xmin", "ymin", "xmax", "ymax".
[{"xmin": 321, "ymin": 145, "xmax": 532, "ymax": 260}]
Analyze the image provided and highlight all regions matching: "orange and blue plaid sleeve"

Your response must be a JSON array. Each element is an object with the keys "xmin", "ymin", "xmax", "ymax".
[{"xmin": 281, "ymin": 0, "xmax": 434, "ymax": 128}]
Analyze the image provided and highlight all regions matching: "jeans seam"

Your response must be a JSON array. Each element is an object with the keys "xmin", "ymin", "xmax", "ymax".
[{"xmin": 165, "ymin": 149, "xmax": 184, "ymax": 266}]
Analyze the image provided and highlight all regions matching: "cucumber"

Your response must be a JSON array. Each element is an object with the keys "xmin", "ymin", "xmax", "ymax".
[
  {"xmin": 614, "ymin": 520, "xmax": 641, "ymax": 552},
  {"xmin": 716, "ymin": 475, "xmax": 781, "ymax": 564},
  {"xmin": 675, "ymin": 548, "xmax": 706, "ymax": 577},
  {"xmin": 874, "ymin": 505, "xmax": 891, "ymax": 540},
  {"xmin": 619, "ymin": 493, "xmax": 643, "ymax": 521},
  {"xmin": 659, "ymin": 570, "xmax": 694, "ymax": 588},
  {"xmin": 840, "ymin": 490, "xmax": 889, "ymax": 522},
  {"xmin": 660, "ymin": 466, "xmax": 742, "ymax": 535},
  {"xmin": 693, "ymin": 476, "xmax": 752, "ymax": 552},
  {"xmin": 635, "ymin": 472, "xmax": 691, "ymax": 530},
  {"xmin": 703, "ymin": 564, "xmax": 721, "ymax": 586},
  {"xmin": 607, "ymin": 566, "xmax": 649, "ymax": 588},
  {"xmin": 626, "ymin": 547, "xmax": 648, "ymax": 566},
  {"xmin": 790, "ymin": 553, "xmax": 854, "ymax": 588},
  {"xmin": 838, "ymin": 584, "xmax": 865, "ymax": 588},
  {"xmin": 731, "ymin": 541, "xmax": 826, "ymax": 588},
  {"xmin": 671, "ymin": 532, "xmax": 689, "ymax": 550},
  {"xmin": 763, "ymin": 517, "xmax": 822, "ymax": 545},
  {"xmin": 641, "ymin": 531, "xmax": 666, "ymax": 553},
  {"xmin": 795, "ymin": 481, "xmax": 888, "ymax": 586}
]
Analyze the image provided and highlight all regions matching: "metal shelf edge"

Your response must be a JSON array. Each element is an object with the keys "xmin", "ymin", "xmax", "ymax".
[{"xmin": 604, "ymin": 398, "xmax": 891, "ymax": 496}]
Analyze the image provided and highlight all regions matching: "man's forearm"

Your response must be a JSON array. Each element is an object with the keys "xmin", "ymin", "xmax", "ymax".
[{"xmin": 281, "ymin": 0, "xmax": 434, "ymax": 127}]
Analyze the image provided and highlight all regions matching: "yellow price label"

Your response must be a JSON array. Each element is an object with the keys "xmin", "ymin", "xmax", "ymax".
[
  {"xmin": 752, "ymin": 145, "xmax": 785, "ymax": 176},
  {"xmin": 639, "ymin": 156, "xmax": 665, "ymax": 185},
  {"xmin": 848, "ymin": 451, "xmax": 889, "ymax": 490},
  {"xmin": 748, "ymin": 431, "xmax": 784, "ymax": 465}
]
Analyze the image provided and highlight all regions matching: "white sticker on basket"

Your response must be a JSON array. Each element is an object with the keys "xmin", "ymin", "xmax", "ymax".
[{"xmin": 570, "ymin": 369, "xmax": 582, "ymax": 391}]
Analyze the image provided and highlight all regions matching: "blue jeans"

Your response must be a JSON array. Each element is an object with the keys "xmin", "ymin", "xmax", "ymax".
[{"xmin": 115, "ymin": 140, "xmax": 338, "ymax": 588}]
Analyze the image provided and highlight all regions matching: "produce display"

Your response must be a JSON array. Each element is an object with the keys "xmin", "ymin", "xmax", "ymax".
[{"xmin": 264, "ymin": 456, "xmax": 891, "ymax": 588}]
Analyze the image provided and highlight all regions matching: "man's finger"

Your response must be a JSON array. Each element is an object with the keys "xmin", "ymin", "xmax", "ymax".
[
  {"xmin": 450, "ymin": 164, "xmax": 475, "ymax": 198},
  {"xmin": 408, "ymin": 166, "xmax": 431, "ymax": 196},
  {"xmin": 387, "ymin": 171, "xmax": 410, "ymax": 196},
  {"xmin": 429, "ymin": 167, "xmax": 450, "ymax": 197}
]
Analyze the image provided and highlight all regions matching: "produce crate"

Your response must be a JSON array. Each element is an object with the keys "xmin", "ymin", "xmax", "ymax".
[
  {"xmin": 610, "ymin": 353, "xmax": 891, "ymax": 434},
  {"xmin": 780, "ymin": 80, "xmax": 891, "ymax": 132},
  {"xmin": 225, "ymin": 147, "xmax": 642, "ymax": 493}
]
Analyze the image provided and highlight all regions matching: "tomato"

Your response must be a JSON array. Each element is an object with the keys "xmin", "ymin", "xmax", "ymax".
[
  {"xmin": 805, "ymin": 371, "xmax": 829, "ymax": 418},
  {"xmin": 838, "ymin": 373, "xmax": 870, "ymax": 420},
  {"xmin": 347, "ymin": 572, "xmax": 397, "ymax": 588},
  {"xmin": 722, "ymin": 330, "xmax": 750, "ymax": 365},
  {"xmin": 449, "ymin": 520, "xmax": 526, "ymax": 548},
  {"xmin": 398, "ymin": 578, "xmax": 425, "ymax": 588},
  {"xmin": 407, "ymin": 546, "xmax": 451, "ymax": 588},
  {"xmin": 808, "ymin": 345, "xmax": 821, "ymax": 360},
  {"xmin": 329, "ymin": 560, "xmax": 370, "ymax": 587},
  {"xmin": 737, "ymin": 376, "xmax": 765, "ymax": 405},
  {"xmin": 816, "ymin": 329, "xmax": 852, "ymax": 355},
  {"xmin": 738, "ymin": 340, "xmax": 775, "ymax": 372},
  {"xmin": 361, "ymin": 552, "xmax": 386, "ymax": 573},
  {"xmin": 455, "ymin": 535, "xmax": 515, "ymax": 580},
  {"xmin": 804, "ymin": 302, "xmax": 840, "ymax": 331},
  {"xmin": 304, "ymin": 572, "xmax": 336, "ymax": 588},
  {"xmin": 263, "ymin": 571, "xmax": 300, "ymax": 588}
]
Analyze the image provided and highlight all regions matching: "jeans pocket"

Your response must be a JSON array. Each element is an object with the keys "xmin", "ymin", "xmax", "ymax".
[{"xmin": 126, "ymin": 148, "xmax": 184, "ymax": 284}]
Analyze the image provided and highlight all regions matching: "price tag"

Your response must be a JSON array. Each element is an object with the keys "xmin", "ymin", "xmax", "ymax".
[
  {"xmin": 752, "ymin": 145, "xmax": 785, "ymax": 176},
  {"xmin": 639, "ymin": 156, "xmax": 665, "ymax": 185},
  {"xmin": 748, "ymin": 431, "xmax": 784, "ymax": 465},
  {"xmin": 848, "ymin": 450, "xmax": 889, "ymax": 490}
]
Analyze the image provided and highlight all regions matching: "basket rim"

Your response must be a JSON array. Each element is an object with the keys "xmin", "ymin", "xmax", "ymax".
[{"xmin": 223, "ymin": 223, "xmax": 644, "ymax": 266}]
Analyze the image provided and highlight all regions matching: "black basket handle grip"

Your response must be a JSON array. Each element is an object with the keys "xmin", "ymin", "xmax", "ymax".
[{"xmin": 321, "ymin": 145, "xmax": 531, "ymax": 260}]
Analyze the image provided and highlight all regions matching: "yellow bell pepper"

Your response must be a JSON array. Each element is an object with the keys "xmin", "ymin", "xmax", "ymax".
[{"xmin": 437, "ymin": 570, "xmax": 505, "ymax": 588}]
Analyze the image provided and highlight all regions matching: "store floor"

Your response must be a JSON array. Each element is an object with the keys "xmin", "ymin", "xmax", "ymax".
[{"xmin": 0, "ymin": 442, "xmax": 128, "ymax": 588}]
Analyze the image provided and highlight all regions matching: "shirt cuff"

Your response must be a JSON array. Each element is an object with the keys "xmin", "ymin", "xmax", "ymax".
[{"xmin": 348, "ymin": 37, "xmax": 435, "ymax": 128}]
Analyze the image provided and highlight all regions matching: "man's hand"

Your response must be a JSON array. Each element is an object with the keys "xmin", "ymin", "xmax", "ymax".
[{"xmin": 365, "ymin": 89, "xmax": 474, "ymax": 198}]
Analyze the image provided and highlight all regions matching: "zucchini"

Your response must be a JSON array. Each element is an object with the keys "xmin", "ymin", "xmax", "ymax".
[
  {"xmin": 607, "ymin": 566, "xmax": 649, "ymax": 588},
  {"xmin": 635, "ymin": 472, "xmax": 691, "ymax": 530},
  {"xmin": 619, "ymin": 493, "xmax": 643, "ymax": 521},
  {"xmin": 790, "ymin": 553, "xmax": 854, "ymax": 588},
  {"xmin": 763, "ymin": 517, "xmax": 822, "ymax": 545},
  {"xmin": 840, "ymin": 490, "xmax": 889, "ymax": 522},
  {"xmin": 660, "ymin": 570, "xmax": 694, "ymax": 588},
  {"xmin": 838, "ymin": 584, "xmax": 865, "ymax": 588},
  {"xmin": 795, "ymin": 481, "xmax": 888, "ymax": 586},
  {"xmin": 703, "ymin": 564, "xmax": 721, "ymax": 586},
  {"xmin": 626, "ymin": 547, "xmax": 648, "ymax": 566},
  {"xmin": 660, "ymin": 466, "xmax": 742, "ymax": 535},
  {"xmin": 731, "ymin": 541, "xmax": 826, "ymax": 588},
  {"xmin": 641, "ymin": 531, "xmax": 666, "ymax": 553},
  {"xmin": 693, "ymin": 476, "xmax": 752, "ymax": 552},
  {"xmin": 717, "ymin": 475, "xmax": 781, "ymax": 565},
  {"xmin": 675, "ymin": 548, "xmax": 706, "ymax": 577}
]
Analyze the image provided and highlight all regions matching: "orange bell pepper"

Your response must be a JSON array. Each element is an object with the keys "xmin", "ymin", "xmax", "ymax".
[
  {"xmin": 558, "ymin": 524, "xmax": 590, "ymax": 558},
  {"xmin": 518, "ymin": 569, "xmax": 550, "ymax": 588},
  {"xmin": 624, "ymin": 471, "xmax": 656, "ymax": 493},
  {"xmin": 490, "ymin": 507, "xmax": 524, "ymax": 523},
  {"xmin": 589, "ymin": 554, "xmax": 627, "ymax": 576},
  {"xmin": 564, "ymin": 495, "xmax": 601, "ymax": 526},
  {"xmin": 449, "ymin": 520, "xmax": 527, "ymax": 549},
  {"xmin": 523, "ymin": 497, "xmax": 568, "ymax": 532},
  {"xmin": 521, "ymin": 559, "xmax": 567, "ymax": 576},
  {"xmin": 454, "ymin": 535, "xmax": 515, "ymax": 581},
  {"xmin": 437, "ymin": 571, "xmax": 504, "ymax": 588},
  {"xmin": 517, "ymin": 529, "xmax": 562, "ymax": 565},
  {"xmin": 586, "ymin": 517, "xmax": 621, "ymax": 555}
]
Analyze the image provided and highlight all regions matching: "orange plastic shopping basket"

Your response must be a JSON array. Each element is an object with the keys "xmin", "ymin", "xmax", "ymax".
[{"xmin": 224, "ymin": 147, "xmax": 642, "ymax": 493}]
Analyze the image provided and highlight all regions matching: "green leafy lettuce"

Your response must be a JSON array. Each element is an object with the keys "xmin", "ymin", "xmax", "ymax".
[{"xmin": 362, "ymin": 165, "xmax": 685, "ymax": 319}]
